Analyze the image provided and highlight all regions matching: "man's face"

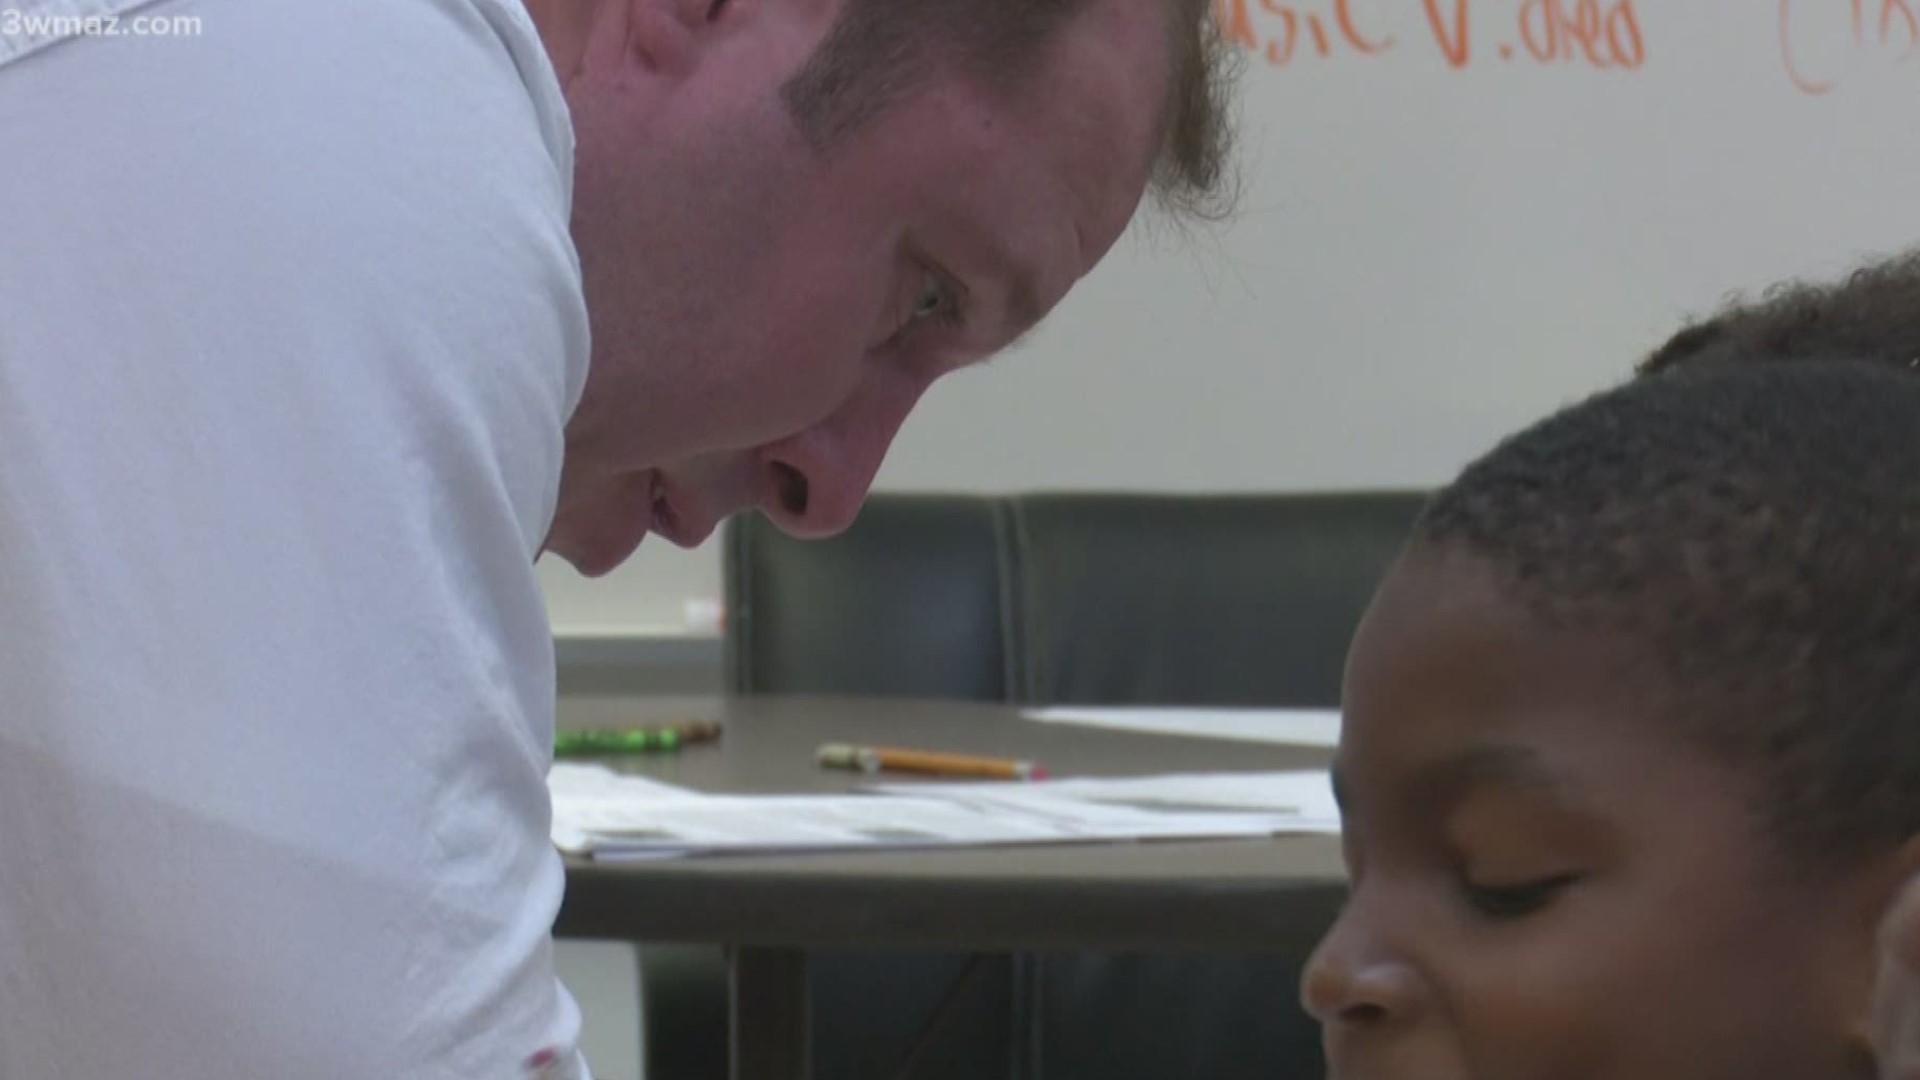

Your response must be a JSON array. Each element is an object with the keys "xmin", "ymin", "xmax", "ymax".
[
  {"xmin": 1306, "ymin": 546, "xmax": 1888, "ymax": 1080},
  {"xmin": 545, "ymin": 0, "xmax": 1169, "ymax": 576}
]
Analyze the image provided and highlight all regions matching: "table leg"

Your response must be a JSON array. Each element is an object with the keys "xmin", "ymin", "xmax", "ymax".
[
  {"xmin": 1007, "ymin": 951, "xmax": 1043, "ymax": 1080},
  {"xmin": 729, "ymin": 946, "xmax": 811, "ymax": 1080}
]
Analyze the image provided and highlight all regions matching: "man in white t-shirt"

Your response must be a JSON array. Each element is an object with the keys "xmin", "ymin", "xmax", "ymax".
[{"xmin": 0, "ymin": 0, "xmax": 1231, "ymax": 1076}]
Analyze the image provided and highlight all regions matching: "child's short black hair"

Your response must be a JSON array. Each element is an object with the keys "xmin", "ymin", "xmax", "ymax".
[
  {"xmin": 1415, "ymin": 360, "xmax": 1920, "ymax": 868},
  {"xmin": 1639, "ymin": 250, "xmax": 1920, "ymax": 376}
]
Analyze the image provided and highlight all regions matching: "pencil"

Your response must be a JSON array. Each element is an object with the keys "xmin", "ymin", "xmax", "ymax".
[{"xmin": 815, "ymin": 742, "xmax": 1047, "ymax": 781}]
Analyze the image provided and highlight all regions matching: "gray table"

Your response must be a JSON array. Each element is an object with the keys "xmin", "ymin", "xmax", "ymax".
[{"xmin": 553, "ymin": 695, "xmax": 1346, "ymax": 1080}]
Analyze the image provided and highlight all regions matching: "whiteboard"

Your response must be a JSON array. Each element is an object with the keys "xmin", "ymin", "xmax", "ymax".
[{"xmin": 540, "ymin": 0, "xmax": 1920, "ymax": 636}]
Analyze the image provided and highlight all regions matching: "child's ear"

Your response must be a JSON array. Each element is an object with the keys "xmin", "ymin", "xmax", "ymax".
[
  {"xmin": 1846, "ymin": 839, "xmax": 1920, "ymax": 1078},
  {"xmin": 1874, "ymin": 838, "xmax": 1920, "ymax": 964}
]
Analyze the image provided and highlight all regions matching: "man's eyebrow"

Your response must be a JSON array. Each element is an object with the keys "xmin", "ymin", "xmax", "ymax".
[
  {"xmin": 1013, "ymin": 261, "xmax": 1044, "ymax": 332},
  {"xmin": 996, "ymin": 324, "xmax": 1040, "ymax": 357},
  {"xmin": 964, "ymin": 271, "xmax": 1045, "ymax": 367},
  {"xmin": 1002, "ymin": 263, "xmax": 1045, "ymax": 345}
]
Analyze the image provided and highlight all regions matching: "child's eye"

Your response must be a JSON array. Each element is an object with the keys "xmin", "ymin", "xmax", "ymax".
[{"xmin": 1459, "ymin": 873, "xmax": 1577, "ymax": 920}]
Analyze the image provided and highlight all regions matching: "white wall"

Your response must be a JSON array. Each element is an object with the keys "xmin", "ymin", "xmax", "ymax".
[{"xmin": 542, "ymin": 0, "xmax": 1920, "ymax": 635}]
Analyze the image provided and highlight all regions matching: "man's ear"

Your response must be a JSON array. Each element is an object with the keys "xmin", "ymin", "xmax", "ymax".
[{"xmin": 577, "ymin": 0, "xmax": 762, "ymax": 79}]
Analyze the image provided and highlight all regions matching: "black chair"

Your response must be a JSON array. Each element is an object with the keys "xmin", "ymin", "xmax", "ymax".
[
  {"xmin": 726, "ymin": 491, "xmax": 1426, "ymax": 707},
  {"xmin": 647, "ymin": 490, "xmax": 1425, "ymax": 1080}
]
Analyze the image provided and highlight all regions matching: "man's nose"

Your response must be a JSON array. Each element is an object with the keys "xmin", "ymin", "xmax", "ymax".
[{"xmin": 755, "ymin": 375, "xmax": 924, "ymax": 539}]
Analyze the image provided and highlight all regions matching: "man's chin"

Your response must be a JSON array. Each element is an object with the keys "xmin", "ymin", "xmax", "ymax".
[
  {"xmin": 544, "ymin": 468, "xmax": 660, "ymax": 577},
  {"xmin": 544, "ymin": 520, "xmax": 651, "ymax": 579}
]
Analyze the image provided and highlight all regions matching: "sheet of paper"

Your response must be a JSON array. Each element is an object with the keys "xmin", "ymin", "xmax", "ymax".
[
  {"xmin": 872, "ymin": 771, "xmax": 1340, "ymax": 834},
  {"xmin": 1045, "ymin": 771, "xmax": 1339, "ymax": 820},
  {"xmin": 1023, "ymin": 706, "xmax": 1341, "ymax": 748},
  {"xmin": 548, "ymin": 763, "xmax": 705, "ymax": 853},
  {"xmin": 553, "ymin": 788, "xmax": 1296, "ymax": 860},
  {"xmin": 549, "ymin": 762, "xmax": 702, "ymax": 801},
  {"xmin": 549, "ymin": 763, "xmax": 1337, "ymax": 861}
]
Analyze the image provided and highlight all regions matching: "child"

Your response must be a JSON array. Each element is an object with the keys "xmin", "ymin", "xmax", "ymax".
[
  {"xmin": 1637, "ymin": 251, "xmax": 1920, "ymax": 378},
  {"xmin": 1644, "ymin": 250, "xmax": 1920, "ymax": 1080},
  {"xmin": 1879, "ymin": 876, "xmax": 1920, "ymax": 1079},
  {"xmin": 1301, "ymin": 356, "xmax": 1920, "ymax": 1080}
]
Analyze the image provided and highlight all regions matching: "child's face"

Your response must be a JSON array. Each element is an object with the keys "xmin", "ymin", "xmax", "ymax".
[
  {"xmin": 1875, "ymin": 878, "xmax": 1920, "ymax": 1078},
  {"xmin": 1303, "ymin": 547, "xmax": 1887, "ymax": 1080}
]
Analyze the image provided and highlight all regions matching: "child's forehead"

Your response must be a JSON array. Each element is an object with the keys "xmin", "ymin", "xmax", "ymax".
[
  {"xmin": 1346, "ymin": 546, "xmax": 1640, "ymax": 718},
  {"xmin": 1338, "ymin": 545, "xmax": 1720, "ymax": 811}
]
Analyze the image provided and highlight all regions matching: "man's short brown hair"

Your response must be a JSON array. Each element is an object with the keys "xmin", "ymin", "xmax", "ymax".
[{"xmin": 780, "ymin": 0, "xmax": 1237, "ymax": 221}]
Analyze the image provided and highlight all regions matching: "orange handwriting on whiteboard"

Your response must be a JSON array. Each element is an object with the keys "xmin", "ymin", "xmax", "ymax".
[
  {"xmin": 1219, "ymin": 0, "xmax": 1642, "ymax": 72},
  {"xmin": 1780, "ymin": 0, "xmax": 1919, "ymax": 95},
  {"xmin": 1213, "ymin": 0, "xmax": 1394, "ymax": 67},
  {"xmin": 1519, "ymin": 0, "xmax": 1645, "ymax": 68},
  {"xmin": 1422, "ymin": 0, "xmax": 1471, "ymax": 67}
]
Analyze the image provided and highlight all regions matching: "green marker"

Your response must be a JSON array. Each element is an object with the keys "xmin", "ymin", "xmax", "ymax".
[{"xmin": 553, "ymin": 720, "xmax": 721, "ymax": 757}]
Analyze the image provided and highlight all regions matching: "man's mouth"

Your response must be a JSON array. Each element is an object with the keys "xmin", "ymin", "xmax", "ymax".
[
  {"xmin": 649, "ymin": 482, "xmax": 680, "ymax": 545},
  {"xmin": 649, "ymin": 477, "xmax": 719, "ymax": 549}
]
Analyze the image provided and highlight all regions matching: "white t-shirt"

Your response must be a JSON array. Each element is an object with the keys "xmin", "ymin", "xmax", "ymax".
[{"xmin": 0, "ymin": 0, "xmax": 593, "ymax": 1077}]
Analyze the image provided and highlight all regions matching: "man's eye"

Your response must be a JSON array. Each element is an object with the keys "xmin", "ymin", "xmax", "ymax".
[
  {"xmin": 909, "ymin": 272, "xmax": 962, "ymax": 328},
  {"xmin": 1459, "ymin": 874, "xmax": 1576, "ymax": 920},
  {"xmin": 913, "ymin": 277, "xmax": 947, "ymax": 318},
  {"xmin": 883, "ymin": 269, "xmax": 965, "ymax": 351}
]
